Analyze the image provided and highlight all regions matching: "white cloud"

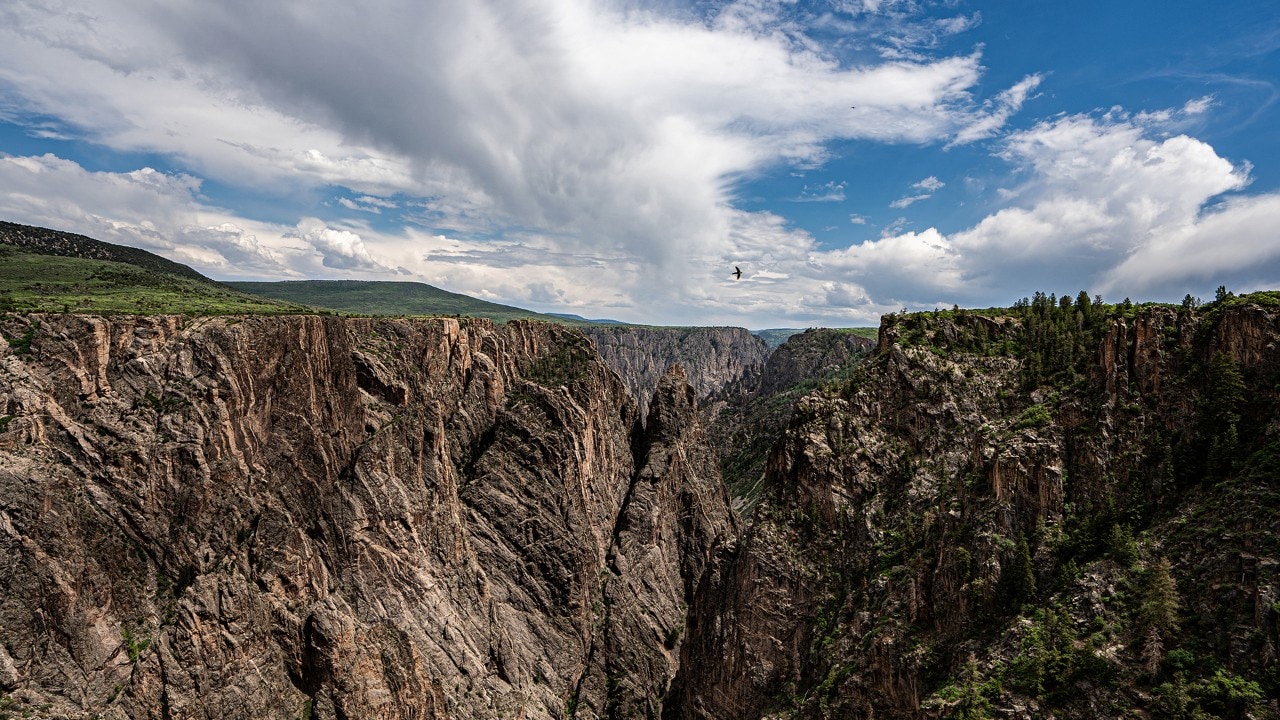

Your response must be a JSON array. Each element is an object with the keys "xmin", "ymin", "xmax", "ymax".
[
  {"xmin": 357, "ymin": 196, "xmax": 398, "ymax": 209},
  {"xmin": 794, "ymin": 181, "xmax": 847, "ymax": 202},
  {"xmin": 1101, "ymin": 193, "xmax": 1280, "ymax": 295},
  {"xmin": 700, "ymin": 104, "xmax": 1278, "ymax": 320},
  {"xmin": 338, "ymin": 197, "xmax": 379, "ymax": 214},
  {"xmin": 0, "ymin": 0, "xmax": 1037, "ymax": 287},
  {"xmin": 945, "ymin": 108, "xmax": 1259, "ymax": 299},
  {"xmin": 914, "ymin": 176, "xmax": 945, "ymax": 192},
  {"xmin": 889, "ymin": 175, "xmax": 946, "ymax": 208},
  {"xmin": 889, "ymin": 193, "xmax": 932, "ymax": 208},
  {"xmin": 291, "ymin": 220, "xmax": 393, "ymax": 272},
  {"xmin": 1182, "ymin": 96, "xmax": 1213, "ymax": 115},
  {"xmin": 0, "ymin": 153, "xmax": 297, "ymax": 278},
  {"xmin": 5, "ymin": 4, "xmax": 1266, "ymax": 327},
  {"xmin": 948, "ymin": 73, "xmax": 1043, "ymax": 147}
]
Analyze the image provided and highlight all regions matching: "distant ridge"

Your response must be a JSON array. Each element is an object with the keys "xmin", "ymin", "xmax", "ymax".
[
  {"xmin": 0, "ymin": 221, "xmax": 209, "ymax": 282},
  {"xmin": 752, "ymin": 326, "xmax": 876, "ymax": 348},
  {"xmin": 0, "ymin": 221, "xmax": 312, "ymax": 315},
  {"xmin": 227, "ymin": 279, "xmax": 601, "ymax": 325},
  {"xmin": 546, "ymin": 312, "xmax": 628, "ymax": 325}
]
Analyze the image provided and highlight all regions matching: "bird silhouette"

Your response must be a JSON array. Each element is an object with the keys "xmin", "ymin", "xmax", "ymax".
[{"xmin": 732, "ymin": 266, "xmax": 743, "ymax": 280}]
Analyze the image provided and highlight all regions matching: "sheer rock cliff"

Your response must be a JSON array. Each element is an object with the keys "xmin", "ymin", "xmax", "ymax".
[
  {"xmin": 0, "ymin": 315, "xmax": 734, "ymax": 720},
  {"xmin": 4, "ymin": 298, "xmax": 1280, "ymax": 720},
  {"xmin": 669, "ymin": 302, "xmax": 1280, "ymax": 719},
  {"xmin": 580, "ymin": 326, "xmax": 769, "ymax": 418}
]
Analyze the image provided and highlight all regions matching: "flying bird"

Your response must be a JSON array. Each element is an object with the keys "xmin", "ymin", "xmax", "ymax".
[{"xmin": 732, "ymin": 266, "xmax": 743, "ymax": 280}]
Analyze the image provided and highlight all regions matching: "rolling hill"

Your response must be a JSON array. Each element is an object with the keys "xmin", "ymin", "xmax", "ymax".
[
  {"xmin": 225, "ymin": 279, "xmax": 588, "ymax": 324},
  {"xmin": 0, "ymin": 222, "xmax": 606, "ymax": 324},
  {"xmin": 0, "ymin": 222, "xmax": 313, "ymax": 315}
]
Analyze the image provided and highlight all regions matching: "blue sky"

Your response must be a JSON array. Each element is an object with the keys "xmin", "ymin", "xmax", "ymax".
[{"xmin": 1, "ymin": 0, "xmax": 1278, "ymax": 327}]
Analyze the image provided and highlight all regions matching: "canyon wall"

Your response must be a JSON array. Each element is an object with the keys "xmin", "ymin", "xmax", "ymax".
[
  {"xmin": 671, "ymin": 303, "xmax": 1280, "ymax": 718},
  {"xmin": 4, "ymin": 299, "xmax": 1280, "ymax": 720},
  {"xmin": 581, "ymin": 326, "xmax": 769, "ymax": 418},
  {"xmin": 0, "ymin": 315, "xmax": 734, "ymax": 720}
]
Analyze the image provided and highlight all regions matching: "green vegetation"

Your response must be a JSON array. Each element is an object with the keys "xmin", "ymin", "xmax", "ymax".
[
  {"xmin": 886, "ymin": 289, "xmax": 1115, "ymax": 388},
  {"xmin": 765, "ymin": 290, "xmax": 1280, "ymax": 719},
  {"xmin": 0, "ymin": 220, "xmax": 208, "ymax": 280},
  {"xmin": 229, "ymin": 279, "xmax": 592, "ymax": 324},
  {"xmin": 2, "ymin": 318, "xmax": 37, "ymax": 354},
  {"xmin": 0, "ymin": 222, "xmax": 595, "ymax": 322},
  {"xmin": 1013, "ymin": 403, "xmax": 1052, "ymax": 430},
  {"xmin": 524, "ymin": 337, "xmax": 597, "ymax": 388},
  {"xmin": 121, "ymin": 626, "xmax": 150, "ymax": 663},
  {"xmin": 0, "ymin": 249, "xmax": 313, "ymax": 315},
  {"xmin": 712, "ymin": 328, "xmax": 876, "ymax": 510}
]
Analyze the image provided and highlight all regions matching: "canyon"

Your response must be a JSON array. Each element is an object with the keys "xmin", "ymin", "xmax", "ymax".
[{"xmin": 1, "ymin": 297, "xmax": 1278, "ymax": 718}]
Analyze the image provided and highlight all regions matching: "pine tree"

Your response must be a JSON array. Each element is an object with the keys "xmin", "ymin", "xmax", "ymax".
[{"xmin": 1138, "ymin": 557, "xmax": 1180, "ymax": 636}]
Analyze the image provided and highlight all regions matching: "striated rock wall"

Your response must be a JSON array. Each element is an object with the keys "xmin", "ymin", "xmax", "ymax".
[
  {"xmin": 6, "ymin": 300, "xmax": 1280, "ymax": 720},
  {"xmin": 705, "ymin": 328, "xmax": 877, "ymax": 511},
  {"xmin": 754, "ymin": 329, "xmax": 875, "ymax": 397},
  {"xmin": 581, "ymin": 326, "xmax": 769, "ymax": 418},
  {"xmin": 672, "ymin": 303, "xmax": 1280, "ymax": 719},
  {"xmin": 0, "ymin": 314, "xmax": 734, "ymax": 720}
]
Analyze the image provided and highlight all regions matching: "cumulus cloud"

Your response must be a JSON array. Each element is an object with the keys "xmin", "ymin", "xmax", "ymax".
[
  {"xmin": 0, "ymin": 153, "xmax": 299, "ymax": 277},
  {"xmin": 686, "ymin": 104, "xmax": 1278, "ymax": 322},
  {"xmin": 0, "ymin": 0, "xmax": 1037, "ymax": 282},
  {"xmin": 5, "ymin": 3, "xmax": 1271, "ymax": 327},
  {"xmin": 291, "ymin": 220, "xmax": 393, "ymax": 272},
  {"xmin": 1102, "ymin": 194, "xmax": 1280, "ymax": 293},
  {"xmin": 941, "ymin": 107, "xmax": 1266, "ymax": 301}
]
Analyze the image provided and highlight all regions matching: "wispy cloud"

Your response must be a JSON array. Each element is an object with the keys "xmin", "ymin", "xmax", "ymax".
[
  {"xmin": 948, "ymin": 73, "xmax": 1044, "ymax": 147},
  {"xmin": 338, "ymin": 195, "xmax": 399, "ymax": 214},
  {"xmin": 890, "ymin": 176, "xmax": 945, "ymax": 208},
  {"xmin": 338, "ymin": 197, "xmax": 379, "ymax": 214},
  {"xmin": 794, "ymin": 181, "xmax": 847, "ymax": 202}
]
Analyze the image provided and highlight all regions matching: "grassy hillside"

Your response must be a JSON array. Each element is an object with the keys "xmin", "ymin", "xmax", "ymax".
[
  {"xmin": 227, "ymin": 279, "xmax": 594, "ymax": 324},
  {"xmin": 0, "ymin": 222, "xmax": 578, "ymax": 322},
  {"xmin": 0, "ymin": 221, "xmax": 210, "ymax": 281},
  {"xmin": 0, "ymin": 226, "xmax": 312, "ymax": 315}
]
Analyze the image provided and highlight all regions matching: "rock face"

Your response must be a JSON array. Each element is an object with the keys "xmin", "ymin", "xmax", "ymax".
[
  {"xmin": 0, "ymin": 315, "xmax": 734, "ymax": 720},
  {"xmin": 753, "ymin": 329, "xmax": 875, "ymax": 397},
  {"xmin": 5, "ymin": 298, "xmax": 1280, "ymax": 720},
  {"xmin": 672, "ymin": 303, "xmax": 1280, "ymax": 719},
  {"xmin": 581, "ymin": 326, "xmax": 769, "ymax": 418},
  {"xmin": 706, "ymin": 329, "xmax": 877, "ymax": 510}
]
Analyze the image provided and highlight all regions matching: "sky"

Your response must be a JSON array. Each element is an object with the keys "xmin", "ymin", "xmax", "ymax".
[{"xmin": 1, "ymin": 0, "xmax": 1279, "ymax": 328}]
